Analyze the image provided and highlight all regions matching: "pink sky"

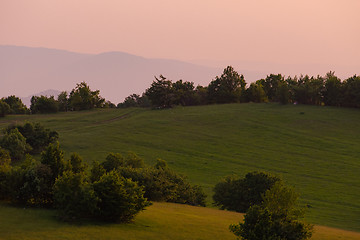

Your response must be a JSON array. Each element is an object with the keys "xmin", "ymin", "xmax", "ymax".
[{"xmin": 1, "ymin": 0, "xmax": 359, "ymax": 72}]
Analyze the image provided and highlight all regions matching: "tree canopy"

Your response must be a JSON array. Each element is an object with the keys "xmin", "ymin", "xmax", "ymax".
[
  {"xmin": 230, "ymin": 182, "xmax": 313, "ymax": 240},
  {"xmin": 69, "ymin": 82, "xmax": 105, "ymax": 110}
]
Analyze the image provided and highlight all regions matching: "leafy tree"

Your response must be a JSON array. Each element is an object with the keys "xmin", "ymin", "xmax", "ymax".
[
  {"xmin": 293, "ymin": 75, "xmax": 324, "ymax": 105},
  {"xmin": 101, "ymin": 153, "xmax": 125, "ymax": 172},
  {"xmin": 278, "ymin": 80, "xmax": 290, "ymax": 104},
  {"xmin": 118, "ymin": 94, "xmax": 141, "ymax": 108},
  {"xmin": 57, "ymin": 91, "xmax": 69, "ymax": 112},
  {"xmin": 155, "ymin": 158, "xmax": 168, "ymax": 169},
  {"xmin": 261, "ymin": 74, "xmax": 284, "ymax": 102},
  {"xmin": 117, "ymin": 93, "xmax": 151, "ymax": 108},
  {"xmin": 145, "ymin": 75, "xmax": 174, "ymax": 108},
  {"xmin": 125, "ymin": 152, "xmax": 145, "ymax": 168},
  {"xmin": 103, "ymin": 100, "xmax": 116, "ymax": 108},
  {"xmin": 30, "ymin": 95, "xmax": 59, "ymax": 114},
  {"xmin": 1, "ymin": 95, "xmax": 28, "ymax": 114},
  {"xmin": 0, "ymin": 147, "xmax": 11, "ymax": 200},
  {"xmin": 68, "ymin": 153, "xmax": 88, "ymax": 174},
  {"xmin": 54, "ymin": 171, "xmax": 98, "ymax": 219},
  {"xmin": 213, "ymin": 172, "xmax": 280, "ymax": 212},
  {"xmin": 90, "ymin": 160, "xmax": 106, "ymax": 183},
  {"xmin": 194, "ymin": 85, "xmax": 209, "ymax": 105},
  {"xmin": 40, "ymin": 142, "xmax": 66, "ymax": 183},
  {"xmin": 246, "ymin": 81, "xmax": 268, "ymax": 103},
  {"xmin": 69, "ymin": 82, "xmax": 105, "ymax": 110},
  {"xmin": 16, "ymin": 158, "xmax": 53, "ymax": 206},
  {"xmin": 92, "ymin": 170, "xmax": 150, "ymax": 222},
  {"xmin": 118, "ymin": 162, "xmax": 206, "ymax": 206},
  {"xmin": 323, "ymin": 72, "xmax": 342, "ymax": 106},
  {"xmin": 0, "ymin": 128, "xmax": 30, "ymax": 160},
  {"xmin": 208, "ymin": 66, "xmax": 246, "ymax": 104},
  {"xmin": 172, "ymin": 80, "xmax": 197, "ymax": 106},
  {"xmin": 229, "ymin": 182, "xmax": 313, "ymax": 240},
  {"xmin": 0, "ymin": 100, "xmax": 10, "ymax": 117},
  {"xmin": 342, "ymin": 75, "xmax": 360, "ymax": 108},
  {"xmin": 5, "ymin": 122, "xmax": 59, "ymax": 153}
]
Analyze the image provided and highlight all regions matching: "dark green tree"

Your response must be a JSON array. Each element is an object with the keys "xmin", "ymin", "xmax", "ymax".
[
  {"xmin": 208, "ymin": 66, "xmax": 246, "ymax": 103},
  {"xmin": 5, "ymin": 122, "xmax": 59, "ymax": 153},
  {"xmin": 0, "ymin": 128, "xmax": 30, "ymax": 160},
  {"xmin": 101, "ymin": 153, "xmax": 125, "ymax": 172},
  {"xmin": 262, "ymin": 74, "xmax": 284, "ymax": 102},
  {"xmin": 0, "ymin": 147, "xmax": 11, "ymax": 200},
  {"xmin": 229, "ymin": 182, "xmax": 313, "ymax": 240},
  {"xmin": 342, "ymin": 75, "xmax": 360, "ymax": 108},
  {"xmin": 90, "ymin": 160, "xmax": 106, "ymax": 183},
  {"xmin": 16, "ymin": 159, "xmax": 54, "ymax": 206},
  {"xmin": 69, "ymin": 82, "xmax": 105, "ymax": 111},
  {"xmin": 246, "ymin": 81, "xmax": 268, "ymax": 103},
  {"xmin": 40, "ymin": 142, "xmax": 66, "ymax": 183},
  {"xmin": 0, "ymin": 100, "xmax": 11, "ymax": 117},
  {"xmin": 54, "ymin": 171, "xmax": 98, "ymax": 219},
  {"xmin": 213, "ymin": 172, "xmax": 281, "ymax": 212},
  {"xmin": 323, "ymin": 72, "xmax": 342, "ymax": 106},
  {"xmin": 68, "ymin": 153, "xmax": 88, "ymax": 174},
  {"xmin": 57, "ymin": 91, "xmax": 69, "ymax": 112},
  {"xmin": 92, "ymin": 170, "xmax": 150, "ymax": 222},
  {"xmin": 172, "ymin": 80, "xmax": 197, "ymax": 106},
  {"xmin": 1, "ymin": 95, "xmax": 28, "ymax": 114},
  {"xmin": 30, "ymin": 95, "xmax": 59, "ymax": 114},
  {"xmin": 145, "ymin": 75, "xmax": 174, "ymax": 108},
  {"xmin": 125, "ymin": 152, "xmax": 145, "ymax": 168}
]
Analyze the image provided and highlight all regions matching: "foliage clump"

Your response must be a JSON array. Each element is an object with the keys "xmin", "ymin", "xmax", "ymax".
[
  {"xmin": 96, "ymin": 153, "xmax": 207, "ymax": 207},
  {"xmin": 229, "ymin": 182, "xmax": 313, "ymax": 240},
  {"xmin": 4, "ymin": 122, "xmax": 59, "ymax": 154},
  {"xmin": 213, "ymin": 171, "xmax": 280, "ymax": 212}
]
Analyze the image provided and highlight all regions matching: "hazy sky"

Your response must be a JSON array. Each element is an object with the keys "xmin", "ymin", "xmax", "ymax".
[{"xmin": 1, "ymin": 0, "xmax": 359, "ymax": 73}]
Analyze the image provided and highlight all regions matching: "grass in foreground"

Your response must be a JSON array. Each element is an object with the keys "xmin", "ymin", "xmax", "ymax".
[
  {"xmin": 0, "ymin": 202, "xmax": 359, "ymax": 240},
  {"xmin": 0, "ymin": 103, "xmax": 359, "ymax": 231}
]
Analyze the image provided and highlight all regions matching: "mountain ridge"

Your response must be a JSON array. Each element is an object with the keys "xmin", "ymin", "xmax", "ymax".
[{"xmin": 0, "ymin": 45, "xmax": 224, "ymax": 104}]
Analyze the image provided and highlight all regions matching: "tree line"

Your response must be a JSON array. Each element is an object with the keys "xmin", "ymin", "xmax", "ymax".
[
  {"xmin": 0, "ymin": 82, "xmax": 116, "ymax": 117},
  {"xmin": 122, "ymin": 67, "xmax": 360, "ymax": 109},
  {"xmin": 1, "ymin": 67, "xmax": 359, "ymax": 117}
]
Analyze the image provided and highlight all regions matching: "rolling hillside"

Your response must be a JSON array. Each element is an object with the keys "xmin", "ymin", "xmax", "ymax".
[
  {"xmin": 0, "ymin": 103, "xmax": 359, "ymax": 232},
  {"xmin": 1, "ymin": 202, "xmax": 360, "ymax": 240}
]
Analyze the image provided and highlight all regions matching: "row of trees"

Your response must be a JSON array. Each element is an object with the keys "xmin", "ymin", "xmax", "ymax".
[
  {"xmin": 213, "ymin": 172, "xmax": 313, "ymax": 240},
  {"xmin": 121, "ymin": 67, "xmax": 360, "ymax": 109},
  {"xmin": 0, "ymin": 122, "xmax": 58, "ymax": 160},
  {"xmin": 0, "ymin": 82, "xmax": 115, "ymax": 117},
  {"xmin": 2, "ymin": 67, "xmax": 359, "ymax": 116},
  {"xmin": 31, "ymin": 82, "xmax": 115, "ymax": 114}
]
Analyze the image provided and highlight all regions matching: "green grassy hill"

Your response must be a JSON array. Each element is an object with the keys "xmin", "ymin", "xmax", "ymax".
[
  {"xmin": 1, "ymin": 103, "xmax": 359, "ymax": 232},
  {"xmin": 1, "ymin": 202, "xmax": 359, "ymax": 240}
]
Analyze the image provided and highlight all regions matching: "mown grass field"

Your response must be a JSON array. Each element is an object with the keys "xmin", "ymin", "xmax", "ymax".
[
  {"xmin": 1, "ymin": 202, "xmax": 360, "ymax": 240},
  {"xmin": 0, "ymin": 103, "xmax": 359, "ymax": 233}
]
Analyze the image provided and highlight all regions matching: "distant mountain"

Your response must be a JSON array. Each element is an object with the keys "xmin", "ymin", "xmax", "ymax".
[
  {"xmin": 21, "ymin": 89, "xmax": 62, "ymax": 107},
  {"xmin": 0, "ymin": 45, "xmax": 223, "ymax": 104}
]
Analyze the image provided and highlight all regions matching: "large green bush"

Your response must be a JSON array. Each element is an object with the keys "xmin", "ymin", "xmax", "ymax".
[
  {"xmin": 213, "ymin": 171, "xmax": 280, "ymax": 212},
  {"xmin": 0, "ymin": 147, "xmax": 11, "ymax": 200},
  {"xmin": 117, "ymin": 161, "xmax": 206, "ymax": 206},
  {"xmin": 229, "ymin": 182, "xmax": 313, "ymax": 240},
  {"xmin": 4, "ymin": 122, "xmax": 59, "ymax": 153},
  {"xmin": 54, "ymin": 171, "xmax": 98, "ymax": 220},
  {"xmin": 92, "ymin": 171, "xmax": 150, "ymax": 222},
  {"xmin": 0, "ymin": 128, "xmax": 30, "ymax": 161}
]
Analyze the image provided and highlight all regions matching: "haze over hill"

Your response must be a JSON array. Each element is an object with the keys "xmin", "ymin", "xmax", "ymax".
[
  {"xmin": 0, "ymin": 45, "xmax": 230, "ymax": 104},
  {"xmin": 0, "ymin": 45, "xmax": 221, "ymax": 104}
]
